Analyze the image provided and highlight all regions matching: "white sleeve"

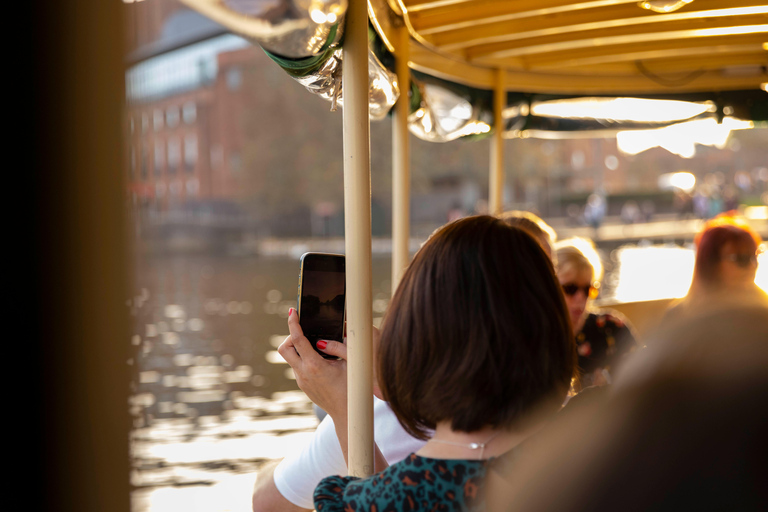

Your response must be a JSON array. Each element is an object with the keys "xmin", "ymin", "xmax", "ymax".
[
  {"xmin": 272, "ymin": 398, "xmax": 428, "ymax": 509},
  {"xmin": 373, "ymin": 397, "xmax": 428, "ymax": 463},
  {"xmin": 273, "ymin": 414, "xmax": 347, "ymax": 509}
]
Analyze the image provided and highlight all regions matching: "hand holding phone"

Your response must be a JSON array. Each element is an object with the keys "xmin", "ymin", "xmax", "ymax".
[
  {"xmin": 279, "ymin": 308, "xmax": 349, "ymax": 419},
  {"xmin": 297, "ymin": 252, "xmax": 345, "ymax": 359}
]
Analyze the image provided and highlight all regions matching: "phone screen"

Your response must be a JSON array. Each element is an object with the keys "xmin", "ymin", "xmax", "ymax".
[{"xmin": 298, "ymin": 253, "xmax": 345, "ymax": 352}]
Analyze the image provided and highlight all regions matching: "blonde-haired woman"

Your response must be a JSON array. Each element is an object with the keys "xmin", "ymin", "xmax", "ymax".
[{"xmin": 555, "ymin": 238, "xmax": 639, "ymax": 389}]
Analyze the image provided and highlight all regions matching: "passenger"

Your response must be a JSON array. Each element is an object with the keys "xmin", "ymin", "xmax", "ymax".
[
  {"xmin": 485, "ymin": 304, "xmax": 768, "ymax": 512},
  {"xmin": 252, "ymin": 212, "xmax": 560, "ymax": 512},
  {"xmin": 554, "ymin": 238, "xmax": 639, "ymax": 390},
  {"xmin": 661, "ymin": 211, "xmax": 767, "ymax": 326},
  {"xmin": 279, "ymin": 215, "xmax": 575, "ymax": 511}
]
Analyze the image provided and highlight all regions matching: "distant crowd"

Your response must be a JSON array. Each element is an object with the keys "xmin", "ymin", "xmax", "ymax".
[
  {"xmin": 253, "ymin": 209, "xmax": 767, "ymax": 512},
  {"xmin": 674, "ymin": 185, "xmax": 743, "ymax": 220}
]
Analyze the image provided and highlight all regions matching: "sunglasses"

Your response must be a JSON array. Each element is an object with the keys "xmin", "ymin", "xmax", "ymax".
[
  {"xmin": 561, "ymin": 283, "xmax": 598, "ymax": 298},
  {"xmin": 725, "ymin": 253, "xmax": 758, "ymax": 268}
]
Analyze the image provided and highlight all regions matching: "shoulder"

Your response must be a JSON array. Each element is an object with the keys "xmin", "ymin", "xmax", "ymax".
[
  {"xmin": 314, "ymin": 455, "xmax": 489, "ymax": 511},
  {"xmin": 313, "ymin": 475, "xmax": 359, "ymax": 512},
  {"xmin": 593, "ymin": 309, "xmax": 637, "ymax": 339},
  {"xmin": 313, "ymin": 458, "xmax": 416, "ymax": 511},
  {"xmin": 373, "ymin": 398, "xmax": 428, "ymax": 463},
  {"xmin": 594, "ymin": 310, "xmax": 627, "ymax": 329}
]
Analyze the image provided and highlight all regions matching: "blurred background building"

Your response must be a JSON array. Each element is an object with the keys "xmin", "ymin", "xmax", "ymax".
[{"xmin": 124, "ymin": 0, "xmax": 767, "ymax": 245}]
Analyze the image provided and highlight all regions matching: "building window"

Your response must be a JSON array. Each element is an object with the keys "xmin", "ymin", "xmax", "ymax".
[
  {"xmin": 182, "ymin": 102, "xmax": 197, "ymax": 124},
  {"xmin": 226, "ymin": 67, "xmax": 242, "ymax": 91},
  {"xmin": 141, "ymin": 146, "xmax": 149, "ymax": 180},
  {"xmin": 130, "ymin": 145, "xmax": 136, "ymax": 179},
  {"xmin": 167, "ymin": 137, "xmax": 181, "ymax": 175},
  {"xmin": 229, "ymin": 150, "xmax": 241, "ymax": 174},
  {"xmin": 154, "ymin": 140, "xmax": 165, "ymax": 175},
  {"xmin": 153, "ymin": 109, "xmax": 164, "ymax": 131},
  {"xmin": 184, "ymin": 134, "xmax": 198, "ymax": 170},
  {"xmin": 166, "ymin": 106, "xmax": 180, "ymax": 128},
  {"xmin": 210, "ymin": 144, "xmax": 223, "ymax": 169},
  {"xmin": 169, "ymin": 180, "xmax": 182, "ymax": 197},
  {"xmin": 186, "ymin": 178, "xmax": 199, "ymax": 197}
]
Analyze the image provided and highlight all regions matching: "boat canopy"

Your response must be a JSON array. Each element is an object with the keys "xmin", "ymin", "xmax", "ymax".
[
  {"xmin": 178, "ymin": 0, "xmax": 767, "ymax": 478},
  {"xmin": 182, "ymin": 0, "xmax": 767, "ymax": 140}
]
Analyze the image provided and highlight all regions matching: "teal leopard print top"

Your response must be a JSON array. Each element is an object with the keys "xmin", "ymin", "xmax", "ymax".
[{"xmin": 314, "ymin": 453, "xmax": 489, "ymax": 512}]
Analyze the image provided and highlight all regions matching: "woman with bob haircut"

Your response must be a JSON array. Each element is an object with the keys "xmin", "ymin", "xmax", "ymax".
[
  {"xmin": 662, "ymin": 211, "xmax": 767, "ymax": 324},
  {"xmin": 279, "ymin": 215, "xmax": 575, "ymax": 511}
]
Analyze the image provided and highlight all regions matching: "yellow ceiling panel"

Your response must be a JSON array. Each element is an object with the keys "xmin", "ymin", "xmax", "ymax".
[
  {"xmin": 375, "ymin": 0, "xmax": 768, "ymax": 94},
  {"xmin": 424, "ymin": 3, "xmax": 767, "ymax": 50}
]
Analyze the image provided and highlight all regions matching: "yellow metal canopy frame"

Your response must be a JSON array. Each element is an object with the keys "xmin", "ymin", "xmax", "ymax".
[{"xmin": 371, "ymin": 0, "xmax": 768, "ymax": 94}]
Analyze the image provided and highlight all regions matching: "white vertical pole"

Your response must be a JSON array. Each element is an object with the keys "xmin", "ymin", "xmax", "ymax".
[
  {"xmin": 392, "ymin": 25, "xmax": 411, "ymax": 293},
  {"xmin": 342, "ymin": 0, "xmax": 375, "ymax": 478},
  {"xmin": 490, "ymin": 69, "xmax": 505, "ymax": 215}
]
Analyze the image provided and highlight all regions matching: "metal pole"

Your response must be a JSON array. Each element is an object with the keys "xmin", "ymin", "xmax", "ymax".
[
  {"xmin": 392, "ymin": 25, "xmax": 411, "ymax": 293},
  {"xmin": 490, "ymin": 69, "xmax": 505, "ymax": 215},
  {"xmin": 342, "ymin": 0, "xmax": 375, "ymax": 478}
]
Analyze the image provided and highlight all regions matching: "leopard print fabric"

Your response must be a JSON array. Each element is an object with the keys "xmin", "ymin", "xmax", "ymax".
[{"xmin": 314, "ymin": 453, "xmax": 488, "ymax": 512}]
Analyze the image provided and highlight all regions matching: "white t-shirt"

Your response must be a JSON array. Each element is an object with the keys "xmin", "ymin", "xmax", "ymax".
[{"xmin": 273, "ymin": 397, "xmax": 427, "ymax": 509}]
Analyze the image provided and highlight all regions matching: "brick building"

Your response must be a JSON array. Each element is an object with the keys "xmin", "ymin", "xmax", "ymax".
[{"xmin": 125, "ymin": 3, "xmax": 256, "ymax": 214}]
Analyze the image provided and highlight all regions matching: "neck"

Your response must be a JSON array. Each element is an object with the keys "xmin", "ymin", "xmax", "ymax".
[
  {"xmin": 416, "ymin": 420, "xmax": 544, "ymax": 460},
  {"xmin": 572, "ymin": 312, "xmax": 588, "ymax": 334},
  {"xmin": 690, "ymin": 279, "xmax": 757, "ymax": 297}
]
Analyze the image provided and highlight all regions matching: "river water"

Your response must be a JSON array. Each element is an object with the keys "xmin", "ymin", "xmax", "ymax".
[
  {"xmin": 129, "ymin": 251, "xmax": 394, "ymax": 512},
  {"xmin": 128, "ymin": 236, "xmax": 767, "ymax": 512}
]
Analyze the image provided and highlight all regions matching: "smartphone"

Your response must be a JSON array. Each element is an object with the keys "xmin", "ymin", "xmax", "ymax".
[{"xmin": 297, "ymin": 252, "xmax": 346, "ymax": 359}]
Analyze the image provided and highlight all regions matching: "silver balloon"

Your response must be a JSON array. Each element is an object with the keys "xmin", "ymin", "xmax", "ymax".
[
  {"xmin": 408, "ymin": 82, "xmax": 492, "ymax": 142},
  {"xmin": 181, "ymin": 0, "xmax": 347, "ymax": 59},
  {"xmin": 181, "ymin": 0, "xmax": 398, "ymax": 119},
  {"xmin": 292, "ymin": 47, "xmax": 400, "ymax": 121},
  {"xmin": 293, "ymin": 49, "xmax": 343, "ymax": 105}
]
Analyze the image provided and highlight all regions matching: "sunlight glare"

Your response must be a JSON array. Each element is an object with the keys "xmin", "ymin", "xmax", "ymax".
[
  {"xmin": 744, "ymin": 206, "xmax": 768, "ymax": 220},
  {"xmin": 531, "ymin": 97, "xmax": 711, "ymax": 123},
  {"xmin": 658, "ymin": 172, "xmax": 696, "ymax": 192},
  {"xmin": 265, "ymin": 351, "xmax": 286, "ymax": 364},
  {"xmin": 756, "ymin": 249, "xmax": 768, "ymax": 293},
  {"xmin": 611, "ymin": 246, "xmax": 695, "ymax": 303},
  {"xmin": 638, "ymin": 0, "xmax": 694, "ymax": 13},
  {"xmin": 617, "ymin": 117, "xmax": 753, "ymax": 157},
  {"xmin": 310, "ymin": 9, "xmax": 327, "ymax": 24}
]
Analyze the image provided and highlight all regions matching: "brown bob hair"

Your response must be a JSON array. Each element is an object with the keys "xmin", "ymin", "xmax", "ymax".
[{"xmin": 379, "ymin": 215, "xmax": 576, "ymax": 439}]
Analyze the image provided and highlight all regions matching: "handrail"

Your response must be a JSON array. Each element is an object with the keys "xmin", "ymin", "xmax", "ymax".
[{"xmin": 343, "ymin": 0, "xmax": 376, "ymax": 478}]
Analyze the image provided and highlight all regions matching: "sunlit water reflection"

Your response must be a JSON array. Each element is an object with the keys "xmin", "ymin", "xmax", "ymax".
[
  {"xmin": 608, "ymin": 243, "xmax": 768, "ymax": 302},
  {"xmin": 130, "ymin": 239, "xmax": 766, "ymax": 512},
  {"xmin": 129, "ymin": 253, "xmax": 393, "ymax": 512}
]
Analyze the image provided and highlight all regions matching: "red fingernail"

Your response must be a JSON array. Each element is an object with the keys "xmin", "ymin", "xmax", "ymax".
[
  {"xmin": 317, "ymin": 340, "xmax": 328, "ymax": 350},
  {"xmin": 289, "ymin": 308, "xmax": 294, "ymax": 316}
]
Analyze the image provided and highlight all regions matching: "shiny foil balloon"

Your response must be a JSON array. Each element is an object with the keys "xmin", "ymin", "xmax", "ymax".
[
  {"xmin": 293, "ymin": 47, "xmax": 399, "ymax": 120},
  {"xmin": 408, "ymin": 82, "xmax": 491, "ymax": 142},
  {"xmin": 181, "ymin": 0, "xmax": 347, "ymax": 59},
  {"xmin": 181, "ymin": 0, "xmax": 398, "ymax": 119}
]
